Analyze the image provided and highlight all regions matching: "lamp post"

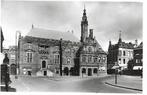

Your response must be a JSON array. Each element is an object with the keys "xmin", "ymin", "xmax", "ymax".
[
  {"xmin": 15, "ymin": 31, "xmax": 21, "ymax": 79},
  {"xmin": 112, "ymin": 62, "xmax": 119, "ymax": 84},
  {"xmin": 59, "ymin": 38, "xmax": 62, "ymax": 76}
]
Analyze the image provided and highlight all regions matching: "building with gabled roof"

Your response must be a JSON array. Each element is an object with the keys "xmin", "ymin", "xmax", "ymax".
[
  {"xmin": 79, "ymin": 8, "xmax": 107, "ymax": 76},
  {"xmin": 133, "ymin": 42, "xmax": 143, "ymax": 71},
  {"xmin": 18, "ymin": 7, "xmax": 107, "ymax": 76},
  {"xmin": 107, "ymin": 31, "xmax": 138, "ymax": 74}
]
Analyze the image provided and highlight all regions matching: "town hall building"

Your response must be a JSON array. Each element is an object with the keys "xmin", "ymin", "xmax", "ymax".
[{"xmin": 18, "ymin": 7, "xmax": 107, "ymax": 77}]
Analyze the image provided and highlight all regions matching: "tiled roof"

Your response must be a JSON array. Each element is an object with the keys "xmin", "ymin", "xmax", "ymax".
[
  {"xmin": 26, "ymin": 28, "xmax": 79, "ymax": 42},
  {"xmin": 119, "ymin": 42, "xmax": 134, "ymax": 49}
]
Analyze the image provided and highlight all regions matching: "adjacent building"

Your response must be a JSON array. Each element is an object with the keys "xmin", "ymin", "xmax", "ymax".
[
  {"xmin": 133, "ymin": 42, "xmax": 143, "ymax": 70},
  {"xmin": 107, "ymin": 32, "xmax": 135, "ymax": 73}
]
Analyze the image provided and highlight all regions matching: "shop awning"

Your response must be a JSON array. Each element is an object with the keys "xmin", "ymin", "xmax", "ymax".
[{"xmin": 133, "ymin": 66, "xmax": 143, "ymax": 70}]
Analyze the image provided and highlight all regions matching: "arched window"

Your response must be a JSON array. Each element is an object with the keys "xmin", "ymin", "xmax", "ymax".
[
  {"xmin": 82, "ymin": 55, "xmax": 86, "ymax": 62},
  {"xmin": 88, "ymin": 55, "xmax": 92, "ymax": 62},
  {"xmin": 93, "ymin": 68, "xmax": 97, "ymax": 73},
  {"xmin": 123, "ymin": 51, "xmax": 126, "ymax": 56},
  {"xmin": 42, "ymin": 61, "xmax": 46, "ymax": 68},
  {"xmin": 26, "ymin": 52, "xmax": 33, "ymax": 63},
  {"xmin": 82, "ymin": 68, "xmax": 86, "ymax": 73}
]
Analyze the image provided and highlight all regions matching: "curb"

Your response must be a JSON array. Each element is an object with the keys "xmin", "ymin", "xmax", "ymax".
[{"xmin": 105, "ymin": 82, "xmax": 142, "ymax": 91}]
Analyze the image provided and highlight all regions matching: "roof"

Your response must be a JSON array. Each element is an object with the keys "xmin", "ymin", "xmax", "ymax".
[
  {"xmin": 119, "ymin": 42, "xmax": 134, "ymax": 49},
  {"xmin": 137, "ymin": 42, "xmax": 143, "ymax": 49},
  {"xmin": 26, "ymin": 28, "xmax": 79, "ymax": 42}
]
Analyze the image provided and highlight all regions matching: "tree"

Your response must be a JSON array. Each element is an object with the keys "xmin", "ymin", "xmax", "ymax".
[{"xmin": 127, "ymin": 59, "xmax": 134, "ymax": 71}]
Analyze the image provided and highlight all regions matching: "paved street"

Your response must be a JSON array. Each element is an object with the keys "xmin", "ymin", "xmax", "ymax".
[{"xmin": 3, "ymin": 75, "xmax": 141, "ymax": 93}]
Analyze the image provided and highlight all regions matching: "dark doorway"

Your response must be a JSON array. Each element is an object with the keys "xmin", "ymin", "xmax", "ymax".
[
  {"xmin": 44, "ymin": 71, "xmax": 47, "ymax": 76},
  {"xmin": 42, "ymin": 61, "xmax": 46, "ymax": 68},
  {"xmin": 88, "ymin": 68, "xmax": 92, "ymax": 76},
  {"xmin": 70, "ymin": 67, "xmax": 74, "ymax": 75},
  {"xmin": 64, "ymin": 67, "xmax": 69, "ymax": 76},
  {"xmin": 82, "ymin": 68, "xmax": 86, "ymax": 74},
  {"xmin": 28, "ymin": 71, "xmax": 31, "ymax": 76},
  {"xmin": 93, "ymin": 68, "xmax": 98, "ymax": 74}
]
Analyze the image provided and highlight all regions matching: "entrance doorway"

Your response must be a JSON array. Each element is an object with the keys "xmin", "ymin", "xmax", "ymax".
[
  {"xmin": 88, "ymin": 68, "xmax": 92, "ymax": 76},
  {"xmin": 28, "ymin": 71, "xmax": 31, "ymax": 76},
  {"xmin": 44, "ymin": 71, "xmax": 47, "ymax": 76},
  {"xmin": 64, "ymin": 67, "xmax": 69, "ymax": 76},
  {"xmin": 42, "ymin": 61, "xmax": 46, "ymax": 68}
]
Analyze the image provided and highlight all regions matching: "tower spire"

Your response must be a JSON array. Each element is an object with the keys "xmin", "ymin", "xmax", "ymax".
[
  {"xmin": 119, "ymin": 30, "xmax": 121, "ymax": 39},
  {"xmin": 118, "ymin": 30, "xmax": 122, "ymax": 43},
  {"xmin": 81, "ymin": 4, "xmax": 88, "ymax": 43}
]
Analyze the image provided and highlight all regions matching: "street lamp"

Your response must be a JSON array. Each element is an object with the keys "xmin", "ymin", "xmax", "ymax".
[
  {"xmin": 15, "ymin": 31, "xmax": 21, "ymax": 79},
  {"xmin": 112, "ymin": 62, "xmax": 119, "ymax": 84}
]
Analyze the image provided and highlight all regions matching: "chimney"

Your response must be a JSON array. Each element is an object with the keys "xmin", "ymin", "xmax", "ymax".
[{"xmin": 89, "ymin": 29, "xmax": 93, "ymax": 38}]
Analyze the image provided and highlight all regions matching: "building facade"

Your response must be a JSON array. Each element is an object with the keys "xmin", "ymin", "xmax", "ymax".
[
  {"xmin": 133, "ymin": 42, "xmax": 143, "ymax": 70},
  {"xmin": 19, "ymin": 29, "xmax": 80, "ymax": 76},
  {"xmin": 107, "ymin": 32, "xmax": 135, "ymax": 73},
  {"xmin": 79, "ymin": 8, "xmax": 107, "ymax": 76},
  {"xmin": 18, "ymin": 7, "xmax": 107, "ymax": 76}
]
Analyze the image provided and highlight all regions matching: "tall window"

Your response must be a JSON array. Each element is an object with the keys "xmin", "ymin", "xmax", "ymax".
[
  {"xmin": 98, "ymin": 57, "xmax": 101, "ymax": 62},
  {"xmin": 54, "ymin": 55, "xmax": 59, "ymax": 64},
  {"xmin": 42, "ymin": 61, "xmax": 46, "ymax": 68},
  {"xmin": 94, "ymin": 56, "xmax": 97, "ymax": 62},
  {"xmin": 119, "ymin": 58, "xmax": 121, "ymax": 64},
  {"xmin": 88, "ymin": 55, "xmax": 92, "ymax": 63},
  {"xmin": 119, "ymin": 50, "xmax": 122, "ymax": 56},
  {"xmin": 82, "ymin": 55, "xmax": 86, "ymax": 62},
  {"xmin": 123, "ymin": 51, "xmax": 126, "ymax": 56},
  {"xmin": 67, "ymin": 58, "xmax": 70, "ymax": 64},
  {"xmin": 26, "ymin": 52, "xmax": 33, "ymax": 63},
  {"xmin": 103, "ymin": 57, "xmax": 106, "ymax": 63},
  {"xmin": 123, "ymin": 59, "xmax": 125, "ymax": 64}
]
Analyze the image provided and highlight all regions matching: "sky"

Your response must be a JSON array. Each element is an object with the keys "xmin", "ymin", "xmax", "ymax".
[{"xmin": 1, "ymin": 0, "xmax": 142, "ymax": 51}]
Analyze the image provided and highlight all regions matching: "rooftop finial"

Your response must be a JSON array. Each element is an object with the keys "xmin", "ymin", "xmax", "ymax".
[
  {"xmin": 118, "ymin": 30, "xmax": 122, "ymax": 43},
  {"xmin": 83, "ymin": 3, "xmax": 86, "ymax": 14},
  {"xmin": 119, "ymin": 30, "xmax": 121, "ymax": 39}
]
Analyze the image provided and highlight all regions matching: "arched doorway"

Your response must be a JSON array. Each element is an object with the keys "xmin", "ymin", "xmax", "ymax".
[
  {"xmin": 42, "ymin": 60, "xmax": 46, "ymax": 68},
  {"xmin": 10, "ymin": 64, "xmax": 16, "ymax": 75},
  {"xmin": 82, "ymin": 68, "xmax": 86, "ymax": 74},
  {"xmin": 93, "ymin": 68, "xmax": 98, "ymax": 74},
  {"xmin": 88, "ymin": 68, "xmax": 92, "ymax": 76},
  {"xmin": 70, "ymin": 67, "xmax": 74, "ymax": 76},
  {"xmin": 64, "ymin": 67, "xmax": 69, "ymax": 76}
]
